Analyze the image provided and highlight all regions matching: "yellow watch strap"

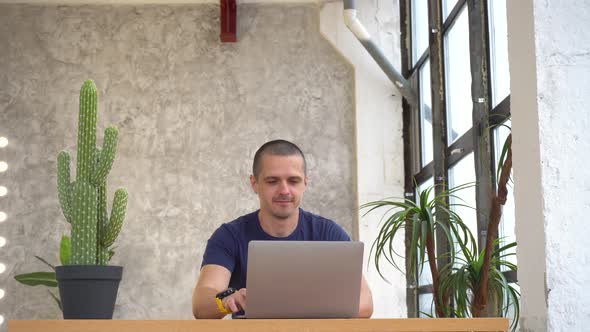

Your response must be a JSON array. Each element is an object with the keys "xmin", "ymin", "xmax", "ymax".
[{"xmin": 215, "ymin": 297, "xmax": 232, "ymax": 315}]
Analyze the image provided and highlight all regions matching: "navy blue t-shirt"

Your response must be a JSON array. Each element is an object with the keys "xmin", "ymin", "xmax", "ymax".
[{"xmin": 201, "ymin": 208, "xmax": 351, "ymax": 291}]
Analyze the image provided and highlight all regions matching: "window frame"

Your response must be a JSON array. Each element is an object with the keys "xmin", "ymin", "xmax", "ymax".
[{"xmin": 400, "ymin": 0, "xmax": 515, "ymax": 317}]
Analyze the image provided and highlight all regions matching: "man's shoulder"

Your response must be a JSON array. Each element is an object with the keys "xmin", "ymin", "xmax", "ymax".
[
  {"xmin": 300, "ymin": 209, "xmax": 336, "ymax": 225},
  {"xmin": 221, "ymin": 210, "xmax": 259, "ymax": 232},
  {"xmin": 300, "ymin": 209, "xmax": 351, "ymax": 241}
]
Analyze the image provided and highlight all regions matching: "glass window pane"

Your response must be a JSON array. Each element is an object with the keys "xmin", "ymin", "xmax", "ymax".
[
  {"xmin": 412, "ymin": 0, "xmax": 429, "ymax": 65},
  {"xmin": 444, "ymin": 6, "xmax": 472, "ymax": 144},
  {"xmin": 417, "ymin": 178, "xmax": 434, "ymax": 286},
  {"xmin": 493, "ymin": 120, "xmax": 516, "ymax": 270},
  {"xmin": 489, "ymin": 0, "xmax": 510, "ymax": 107},
  {"xmin": 448, "ymin": 153, "xmax": 477, "ymax": 252},
  {"xmin": 442, "ymin": 0, "xmax": 458, "ymax": 21},
  {"xmin": 418, "ymin": 293, "xmax": 435, "ymax": 317},
  {"xmin": 420, "ymin": 60, "xmax": 433, "ymax": 166}
]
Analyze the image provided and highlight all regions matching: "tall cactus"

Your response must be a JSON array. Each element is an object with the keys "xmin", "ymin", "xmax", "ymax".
[{"xmin": 57, "ymin": 80, "xmax": 128, "ymax": 265}]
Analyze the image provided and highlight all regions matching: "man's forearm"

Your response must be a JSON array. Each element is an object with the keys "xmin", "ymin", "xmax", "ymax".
[{"xmin": 193, "ymin": 286, "xmax": 228, "ymax": 319}]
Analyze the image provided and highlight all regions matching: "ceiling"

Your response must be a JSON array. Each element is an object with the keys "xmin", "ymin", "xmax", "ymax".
[{"xmin": 0, "ymin": 0, "xmax": 332, "ymax": 4}]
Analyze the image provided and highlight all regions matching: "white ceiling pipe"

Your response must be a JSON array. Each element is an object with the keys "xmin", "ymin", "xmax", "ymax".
[{"xmin": 343, "ymin": 0, "xmax": 418, "ymax": 107}]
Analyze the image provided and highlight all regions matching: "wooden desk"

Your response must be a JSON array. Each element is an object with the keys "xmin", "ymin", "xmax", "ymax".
[{"xmin": 9, "ymin": 318, "xmax": 509, "ymax": 332}]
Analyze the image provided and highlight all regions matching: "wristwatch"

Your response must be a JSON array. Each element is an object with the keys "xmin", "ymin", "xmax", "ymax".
[{"xmin": 215, "ymin": 288, "xmax": 236, "ymax": 314}]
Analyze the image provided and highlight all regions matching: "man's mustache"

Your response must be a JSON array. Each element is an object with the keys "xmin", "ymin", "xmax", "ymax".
[{"xmin": 273, "ymin": 196, "xmax": 294, "ymax": 202}]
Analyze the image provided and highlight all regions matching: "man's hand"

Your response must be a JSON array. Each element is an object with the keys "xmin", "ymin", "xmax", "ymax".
[
  {"xmin": 222, "ymin": 288, "xmax": 247, "ymax": 313},
  {"xmin": 359, "ymin": 275, "xmax": 373, "ymax": 318},
  {"xmin": 193, "ymin": 264, "xmax": 232, "ymax": 319}
]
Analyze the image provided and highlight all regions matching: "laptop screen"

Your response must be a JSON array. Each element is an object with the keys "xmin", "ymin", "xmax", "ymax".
[{"xmin": 245, "ymin": 241, "xmax": 363, "ymax": 319}]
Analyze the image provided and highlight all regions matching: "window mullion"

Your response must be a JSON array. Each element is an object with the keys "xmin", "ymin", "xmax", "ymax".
[
  {"xmin": 428, "ymin": 0, "xmax": 450, "ymax": 276},
  {"xmin": 467, "ymin": 0, "xmax": 494, "ymax": 252},
  {"xmin": 400, "ymin": 0, "xmax": 418, "ymax": 319}
]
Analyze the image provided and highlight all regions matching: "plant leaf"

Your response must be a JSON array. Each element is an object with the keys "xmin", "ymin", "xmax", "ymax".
[
  {"xmin": 34, "ymin": 256, "xmax": 55, "ymax": 270},
  {"xmin": 48, "ymin": 290, "xmax": 63, "ymax": 312},
  {"xmin": 14, "ymin": 272, "xmax": 57, "ymax": 287},
  {"xmin": 60, "ymin": 235, "xmax": 71, "ymax": 266},
  {"xmin": 108, "ymin": 248, "xmax": 116, "ymax": 262}
]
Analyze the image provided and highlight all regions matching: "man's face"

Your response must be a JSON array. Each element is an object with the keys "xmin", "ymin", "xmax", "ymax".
[{"xmin": 250, "ymin": 154, "xmax": 308, "ymax": 220}]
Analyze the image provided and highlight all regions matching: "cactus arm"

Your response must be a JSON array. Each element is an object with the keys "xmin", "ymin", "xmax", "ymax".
[
  {"xmin": 101, "ymin": 188, "xmax": 128, "ymax": 248},
  {"xmin": 57, "ymin": 151, "xmax": 73, "ymax": 224},
  {"xmin": 70, "ymin": 181, "xmax": 98, "ymax": 265},
  {"xmin": 97, "ymin": 181, "xmax": 108, "ymax": 241},
  {"xmin": 75, "ymin": 80, "xmax": 98, "ymax": 183},
  {"xmin": 97, "ymin": 180, "xmax": 108, "ymax": 263},
  {"xmin": 92, "ymin": 126, "xmax": 118, "ymax": 185},
  {"xmin": 94, "ymin": 148, "xmax": 111, "ymax": 266}
]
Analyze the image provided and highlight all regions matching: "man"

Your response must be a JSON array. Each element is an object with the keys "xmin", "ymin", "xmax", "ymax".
[{"xmin": 192, "ymin": 139, "xmax": 373, "ymax": 319}]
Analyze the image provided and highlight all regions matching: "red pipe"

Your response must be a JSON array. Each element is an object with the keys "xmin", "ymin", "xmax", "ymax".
[{"xmin": 220, "ymin": 0, "xmax": 237, "ymax": 42}]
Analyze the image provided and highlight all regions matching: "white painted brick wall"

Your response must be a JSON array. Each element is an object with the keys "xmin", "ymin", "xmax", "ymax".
[
  {"xmin": 508, "ymin": 1, "xmax": 590, "ymax": 331},
  {"xmin": 534, "ymin": 1, "xmax": 590, "ymax": 331}
]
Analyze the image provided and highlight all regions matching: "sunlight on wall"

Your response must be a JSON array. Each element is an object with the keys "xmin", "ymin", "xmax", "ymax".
[{"xmin": 0, "ymin": 136, "xmax": 7, "ymax": 327}]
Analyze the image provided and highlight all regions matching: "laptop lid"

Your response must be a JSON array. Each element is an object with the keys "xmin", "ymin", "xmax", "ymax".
[{"xmin": 245, "ymin": 241, "xmax": 363, "ymax": 319}]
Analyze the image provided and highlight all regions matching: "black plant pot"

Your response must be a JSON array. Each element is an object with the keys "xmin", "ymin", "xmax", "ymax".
[{"xmin": 55, "ymin": 265, "xmax": 123, "ymax": 319}]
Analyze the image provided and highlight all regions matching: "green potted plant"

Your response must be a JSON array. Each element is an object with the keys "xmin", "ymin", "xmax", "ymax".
[
  {"xmin": 361, "ymin": 182, "xmax": 477, "ymax": 317},
  {"xmin": 361, "ymin": 132, "xmax": 518, "ymax": 330},
  {"xmin": 15, "ymin": 80, "xmax": 128, "ymax": 319},
  {"xmin": 438, "ymin": 237, "xmax": 519, "ymax": 328}
]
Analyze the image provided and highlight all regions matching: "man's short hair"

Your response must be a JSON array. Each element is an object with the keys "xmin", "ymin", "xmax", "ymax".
[{"xmin": 252, "ymin": 140, "xmax": 307, "ymax": 178}]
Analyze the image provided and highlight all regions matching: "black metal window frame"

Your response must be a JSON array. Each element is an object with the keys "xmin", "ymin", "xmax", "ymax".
[{"xmin": 400, "ymin": 0, "xmax": 515, "ymax": 317}]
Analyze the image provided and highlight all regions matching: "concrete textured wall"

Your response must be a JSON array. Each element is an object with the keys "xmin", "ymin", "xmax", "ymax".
[
  {"xmin": 320, "ymin": 0, "xmax": 406, "ymax": 318},
  {"xmin": 0, "ymin": 3, "xmax": 356, "ymax": 324},
  {"xmin": 508, "ymin": 0, "xmax": 590, "ymax": 331}
]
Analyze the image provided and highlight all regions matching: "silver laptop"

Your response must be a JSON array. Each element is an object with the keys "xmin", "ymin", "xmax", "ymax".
[{"xmin": 244, "ymin": 240, "xmax": 363, "ymax": 319}]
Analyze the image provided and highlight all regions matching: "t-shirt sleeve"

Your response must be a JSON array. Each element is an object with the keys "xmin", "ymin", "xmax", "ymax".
[
  {"xmin": 325, "ymin": 220, "xmax": 352, "ymax": 241},
  {"xmin": 201, "ymin": 224, "xmax": 237, "ymax": 272}
]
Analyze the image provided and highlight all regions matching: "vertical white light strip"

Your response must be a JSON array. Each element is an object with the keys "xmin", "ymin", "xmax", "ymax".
[{"xmin": 0, "ymin": 136, "xmax": 7, "ymax": 327}]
